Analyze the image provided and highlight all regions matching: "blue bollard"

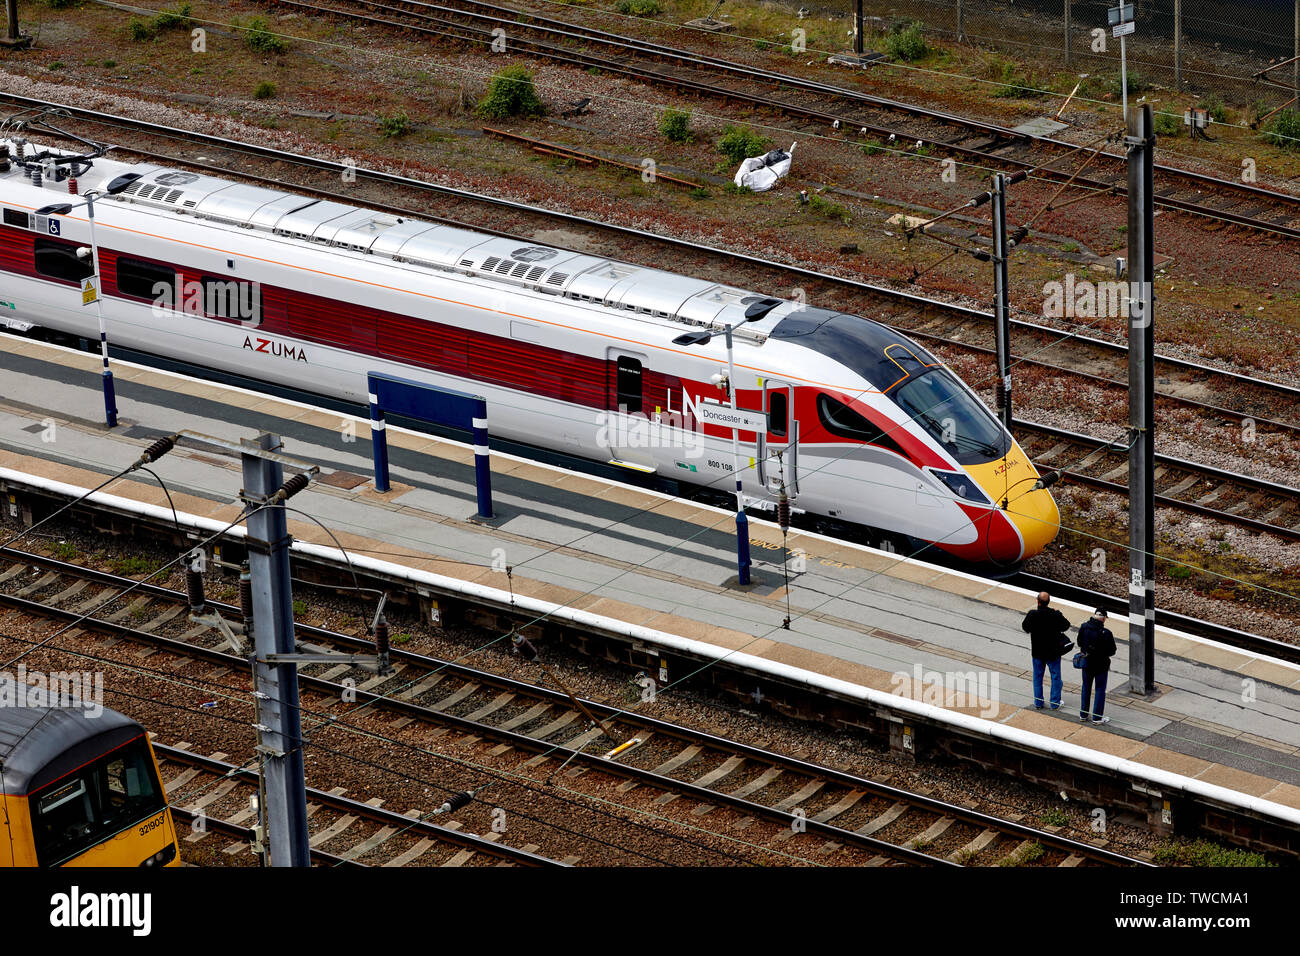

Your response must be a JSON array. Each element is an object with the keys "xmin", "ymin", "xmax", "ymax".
[
  {"xmin": 102, "ymin": 369, "xmax": 118, "ymax": 428},
  {"xmin": 735, "ymin": 510, "xmax": 752, "ymax": 585},
  {"xmin": 472, "ymin": 398, "xmax": 493, "ymax": 519},
  {"xmin": 369, "ymin": 400, "xmax": 390, "ymax": 493}
]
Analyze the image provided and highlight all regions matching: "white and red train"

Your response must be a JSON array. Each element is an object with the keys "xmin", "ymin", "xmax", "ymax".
[{"xmin": 0, "ymin": 140, "xmax": 1059, "ymax": 565}]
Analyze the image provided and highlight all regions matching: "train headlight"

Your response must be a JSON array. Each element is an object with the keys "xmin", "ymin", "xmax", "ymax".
[
  {"xmin": 929, "ymin": 469, "xmax": 991, "ymax": 505},
  {"xmin": 140, "ymin": 843, "xmax": 177, "ymax": 867}
]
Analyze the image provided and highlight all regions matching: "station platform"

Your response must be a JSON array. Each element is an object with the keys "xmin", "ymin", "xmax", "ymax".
[{"xmin": 4, "ymin": 333, "xmax": 1300, "ymax": 827}]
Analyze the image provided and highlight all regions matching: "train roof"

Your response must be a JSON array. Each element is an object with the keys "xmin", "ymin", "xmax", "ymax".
[
  {"xmin": 0, "ymin": 696, "xmax": 142, "ymax": 797},
  {"xmin": 78, "ymin": 159, "xmax": 791, "ymax": 344},
  {"xmin": 771, "ymin": 308, "xmax": 946, "ymax": 394}
]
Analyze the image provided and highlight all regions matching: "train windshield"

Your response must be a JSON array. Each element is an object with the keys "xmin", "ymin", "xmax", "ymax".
[
  {"xmin": 30, "ymin": 738, "xmax": 167, "ymax": 865},
  {"xmin": 894, "ymin": 368, "xmax": 1010, "ymax": 464}
]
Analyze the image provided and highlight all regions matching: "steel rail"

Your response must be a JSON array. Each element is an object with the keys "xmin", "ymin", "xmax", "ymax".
[
  {"xmin": 155, "ymin": 744, "xmax": 567, "ymax": 866},
  {"xmin": 0, "ymin": 548, "xmax": 1148, "ymax": 865},
  {"xmin": 300, "ymin": 0, "xmax": 1300, "ymax": 239},
  {"xmin": 5, "ymin": 89, "xmax": 1300, "ymax": 412}
]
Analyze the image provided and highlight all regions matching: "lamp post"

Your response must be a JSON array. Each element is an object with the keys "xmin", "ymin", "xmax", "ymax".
[
  {"xmin": 673, "ymin": 323, "xmax": 752, "ymax": 586},
  {"xmin": 37, "ymin": 173, "xmax": 140, "ymax": 429}
]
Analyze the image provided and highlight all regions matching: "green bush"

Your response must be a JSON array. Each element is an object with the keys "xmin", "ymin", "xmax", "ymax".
[
  {"xmin": 378, "ymin": 112, "xmax": 411, "ymax": 138},
  {"xmin": 1153, "ymin": 112, "xmax": 1180, "ymax": 136},
  {"xmin": 659, "ymin": 109, "xmax": 693, "ymax": 143},
  {"xmin": 1198, "ymin": 94, "xmax": 1228, "ymax": 124},
  {"xmin": 127, "ymin": 19, "xmax": 157, "ymax": 42},
  {"xmin": 1114, "ymin": 70, "xmax": 1149, "ymax": 94},
  {"xmin": 245, "ymin": 16, "xmax": 288, "ymax": 54},
  {"xmin": 616, "ymin": 0, "xmax": 661, "ymax": 14},
  {"xmin": 1152, "ymin": 839, "xmax": 1273, "ymax": 867},
  {"xmin": 254, "ymin": 81, "xmax": 277, "ymax": 100},
  {"xmin": 885, "ymin": 20, "xmax": 928, "ymax": 61},
  {"xmin": 476, "ymin": 65, "xmax": 546, "ymax": 119},
  {"xmin": 1264, "ymin": 109, "xmax": 1300, "ymax": 150},
  {"xmin": 808, "ymin": 193, "xmax": 850, "ymax": 224},
  {"xmin": 154, "ymin": 3, "xmax": 193, "ymax": 31},
  {"xmin": 717, "ymin": 125, "xmax": 770, "ymax": 165},
  {"xmin": 988, "ymin": 57, "xmax": 1038, "ymax": 99}
]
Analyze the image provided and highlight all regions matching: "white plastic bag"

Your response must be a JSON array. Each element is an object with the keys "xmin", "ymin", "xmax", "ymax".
[{"xmin": 734, "ymin": 142, "xmax": 797, "ymax": 192}]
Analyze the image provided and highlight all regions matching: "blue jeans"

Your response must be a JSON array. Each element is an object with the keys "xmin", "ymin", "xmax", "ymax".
[
  {"xmin": 1081, "ymin": 668, "xmax": 1109, "ymax": 720},
  {"xmin": 1032, "ymin": 657, "xmax": 1062, "ymax": 709}
]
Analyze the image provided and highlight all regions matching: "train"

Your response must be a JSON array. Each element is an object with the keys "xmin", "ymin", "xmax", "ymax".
[
  {"xmin": 0, "ymin": 137, "xmax": 1060, "ymax": 567},
  {"xmin": 0, "ymin": 690, "xmax": 181, "ymax": 867}
]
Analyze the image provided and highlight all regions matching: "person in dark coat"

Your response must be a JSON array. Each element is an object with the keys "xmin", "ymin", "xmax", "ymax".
[
  {"xmin": 1077, "ymin": 607, "xmax": 1118, "ymax": 723},
  {"xmin": 1022, "ymin": 591, "xmax": 1071, "ymax": 710}
]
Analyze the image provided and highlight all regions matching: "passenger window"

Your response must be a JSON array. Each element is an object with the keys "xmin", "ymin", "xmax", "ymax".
[
  {"xmin": 769, "ymin": 390, "xmax": 788, "ymax": 437},
  {"xmin": 116, "ymin": 257, "xmax": 176, "ymax": 300},
  {"xmin": 3, "ymin": 208, "xmax": 30, "ymax": 229},
  {"xmin": 201, "ymin": 275, "xmax": 260, "ymax": 324},
  {"xmin": 34, "ymin": 237, "xmax": 94, "ymax": 284},
  {"xmin": 615, "ymin": 356, "xmax": 642, "ymax": 413}
]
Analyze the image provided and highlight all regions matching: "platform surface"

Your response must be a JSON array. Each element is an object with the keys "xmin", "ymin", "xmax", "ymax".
[{"xmin": 4, "ymin": 334, "xmax": 1300, "ymax": 813}]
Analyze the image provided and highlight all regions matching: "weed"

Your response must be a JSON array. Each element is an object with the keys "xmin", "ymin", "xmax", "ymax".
[
  {"xmin": 54, "ymin": 541, "xmax": 79, "ymax": 561},
  {"xmin": 1197, "ymin": 94, "xmax": 1228, "ymax": 124},
  {"xmin": 807, "ymin": 192, "xmax": 851, "ymax": 224},
  {"xmin": 1152, "ymin": 839, "xmax": 1273, "ymax": 867},
  {"xmin": 103, "ymin": 59, "xmax": 117, "ymax": 68},
  {"xmin": 254, "ymin": 80, "xmax": 277, "ymax": 100},
  {"xmin": 245, "ymin": 17, "xmax": 288, "ymax": 54},
  {"xmin": 127, "ymin": 19, "xmax": 156, "ymax": 42},
  {"xmin": 393, "ymin": 633, "xmax": 412, "ymax": 645},
  {"xmin": 659, "ymin": 108, "xmax": 693, "ymax": 143},
  {"xmin": 111, "ymin": 556, "xmax": 155, "ymax": 576},
  {"xmin": 988, "ymin": 57, "xmax": 1039, "ymax": 99},
  {"xmin": 1039, "ymin": 807, "xmax": 1069, "ymax": 828},
  {"xmin": 688, "ymin": 186, "xmax": 711, "ymax": 200},
  {"xmin": 42, "ymin": 0, "xmax": 80, "ymax": 8},
  {"xmin": 717, "ymin": 125, "xmax": 770, "ymax": 164},
  {"xmin": 378, "ymin": 111, "xmax": 411, "ymax": 138},
  {"xmin": 476, "ymin": 64, "xmax": 546, "ymax": 119},
  {"xmin": 1153, "ymin": 112, "xmax": 1180, "ymax": 136},
  {"xmin": 47, "ymin": 61, "xmax": 64, "ymax": 71},
  {"xmin": 1264, "ymin": 109, "xmax": 1300, "ymax": 151},
  {"xmin": 885, "ymin": 20, "xmax": 927, "ymax": 61},
  {"xmin": 292, "ymin": 598, "xmax": 307, "ymax": 617},
  {"xmin": 154, "ymin": 3, "xmax": 193, "ymax": 31},
  {"xmin": 615, "ymin": 0, "xmax": 661, "ymax": 14},
  {"xmin": 1061, "ymin": 240, "xmax": 1080, "ymax": 253},
  {"xmin": 1168, "ymin": 563, "xmax": 1193, "ymax": 580}
]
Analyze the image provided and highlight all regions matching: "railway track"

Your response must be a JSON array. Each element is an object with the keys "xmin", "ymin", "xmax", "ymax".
[
  {"xmin": 284, "ymin": 0, "xmax": 1300, "ymax": 240},
  {"xmin": 158, "ymin": 745, "xmax": 564, "ymax": 866},
  {"xmin": 0, "ymin": 545, "xmax": 1151, "ymax": 867},
  {"xmin": 1015, "ymin": 418, "xmax": 1300, "ymax": 542},
  {"xmin": 6, "ymin": 92, "xmax": 1300, "ymax": 500}
]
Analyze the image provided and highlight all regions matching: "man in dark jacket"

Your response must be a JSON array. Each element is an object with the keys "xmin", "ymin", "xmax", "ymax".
[
  {"xmin": 1077, "ymin": 607, "xmax": 1118, "ymax": 723},
  {"xmin": 1022, "ymin": 591, "xmax": 1071, "ymax": 710}
]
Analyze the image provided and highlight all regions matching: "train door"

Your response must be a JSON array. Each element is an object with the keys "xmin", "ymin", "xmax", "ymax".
[
  {"xmin": 605, "ymin": 348, "xmax": 656, "ymax": 473},
  {"xmin": 758, "ymin": 378, "xmax": 799, "ymax": 496}
]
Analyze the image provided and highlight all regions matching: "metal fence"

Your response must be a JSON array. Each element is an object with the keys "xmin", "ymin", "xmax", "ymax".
[{"xmin": 848, "ymin": 0, "xmax": 1299, "ymax": 107}]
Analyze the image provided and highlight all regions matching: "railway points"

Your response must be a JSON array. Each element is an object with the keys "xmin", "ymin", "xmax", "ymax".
[{"xmin": 3, "ymin": 335, "xmax": 1299, "ymax": 861}]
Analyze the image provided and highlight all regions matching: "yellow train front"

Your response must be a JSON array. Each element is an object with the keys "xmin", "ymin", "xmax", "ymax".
[{"xmin": 0, "ymin": 700, "xmax": 180, "ymax": 867}]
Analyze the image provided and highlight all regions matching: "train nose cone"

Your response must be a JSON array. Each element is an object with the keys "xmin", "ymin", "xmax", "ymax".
[
  {"xmin": 1005, "ymin": 486, "xmax": 1061, "ymax": 561},
  {"xmin": 963, "ymin": 443, "xmax": 1062, "ymax": 563}
]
